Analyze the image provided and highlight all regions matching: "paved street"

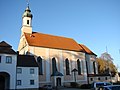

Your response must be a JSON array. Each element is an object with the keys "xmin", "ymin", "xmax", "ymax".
[{"xmin": 53, "ymin": 87, "xmax": 90, "ymax": 90}]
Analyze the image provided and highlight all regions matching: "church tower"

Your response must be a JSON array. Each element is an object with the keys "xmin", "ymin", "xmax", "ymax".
[
  {"xmin": 18, "ymin": 5, "xmax": 33, "ymax": 54},
  {"xmin": 21, "ymin": 5, "xmax": 33, "ymax": 36}
]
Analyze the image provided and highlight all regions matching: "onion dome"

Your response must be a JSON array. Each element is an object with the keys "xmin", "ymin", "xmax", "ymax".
[{"xmin": 22, "ymin": 6, "xmax": 33, "ymax": 18}]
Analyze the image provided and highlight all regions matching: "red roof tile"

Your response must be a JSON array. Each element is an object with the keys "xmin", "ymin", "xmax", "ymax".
[
  {"xmin": 79, "ymin": 44, "xmax": 97, "ymax": 56},
  {"xmin": 24, "ymin": 32, "xmax": 84, "ymax": 52}
]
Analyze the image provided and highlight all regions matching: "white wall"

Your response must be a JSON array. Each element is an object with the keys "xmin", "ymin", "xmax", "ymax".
[
  {"xmin": 28, "ymin": 46, "xmax": 87, "ymax": 86},
  {"xmin": 0, "ymin": 54, "xmax": 17, "ymax": 89},
  {"xmin": 16, "ymin": 67, "xmax": 39, "ymax": 89},
  {"xmin": 86, "ymin": 54, "xmax": 97, "ymax": 74}
]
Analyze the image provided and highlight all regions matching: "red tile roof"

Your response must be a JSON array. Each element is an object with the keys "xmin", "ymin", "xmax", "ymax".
[
  {"xmin": 24, "ymin": 32, "xmax": 84, "ymax": 52},
  {"xmin": 79, "ymin": 44, "xmax": 97, "ymax": 56}
]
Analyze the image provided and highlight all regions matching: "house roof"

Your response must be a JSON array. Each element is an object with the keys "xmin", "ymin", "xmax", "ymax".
[
  {"xmin": 17, "ymin": 55, "xmax": 38, "ymax": 67},
  {"xmin": 79, "ymin": 44, "xmax": 97, "ymax": 56},
  {"xmin": 24, "ymin": 32, "xmax": 84, "ymax": 52},
  {"xmin": 0, "ymin": 41, "xmax": 16, "ymax": 54},
  {"xmin": 0, "ymin": 41, "xmax": 12, "ymax": 48}
]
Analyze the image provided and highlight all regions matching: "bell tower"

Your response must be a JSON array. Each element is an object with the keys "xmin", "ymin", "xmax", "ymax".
[{"xmin": 21, "ymin": 4, "xmax": 33, "ymax": 36}]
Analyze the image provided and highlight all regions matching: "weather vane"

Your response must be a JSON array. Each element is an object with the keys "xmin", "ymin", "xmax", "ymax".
[{"xmin": 26, "ymin": 0, "xmax": 30, "ymax": 6}]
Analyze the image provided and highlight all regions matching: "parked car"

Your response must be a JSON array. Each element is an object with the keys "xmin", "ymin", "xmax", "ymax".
[
  {"xmin": 42, "ymin": 85, "xmax": 52, "ymax": 90},
  {"xmin": 98, "ymin": 85, "xmax": 120, "ymax": 90},
  {"xmin": 91, "ymin": 82, "xmax": 112, "ymax": 90}
]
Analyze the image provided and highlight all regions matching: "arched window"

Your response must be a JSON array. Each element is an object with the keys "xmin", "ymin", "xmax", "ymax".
[
  {"xmin": 52, "ymin": 57, "xmax": 57, "ymax": 74},
  {"xmin": 93, "ymin": 61, "xmax": 96, "ymax": 74},
  {"xmin": 27, "ymin": 20, "xmax": 29, "ymax": 25},
  {"xmin": 65, "ymin": 58, "xmax": 70, "ymax": 75},
  {"xmin": 77, "ymin": 59, "xmax": 81, "ymax": 75},
  {"xmin": 37, "ymin": 56, "xmax": 43, "ymax": 75}
]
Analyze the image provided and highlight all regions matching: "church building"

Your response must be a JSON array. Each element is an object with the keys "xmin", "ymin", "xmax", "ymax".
[{"xmin": 18, "ymin": 5, "xmax": 98, "ymax": 87}]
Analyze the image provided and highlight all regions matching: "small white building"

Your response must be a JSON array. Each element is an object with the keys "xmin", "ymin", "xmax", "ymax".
[
  {"xmin": 0, "ymin": 41, "xmax": 17, "ymax": 89},
  {"xmin": 0, "ymin": 41, "xmax": 39, "ymax": 90},
  {"xmin": 17, "ymin": 55, "xmax": 39, "ymax": 89}
]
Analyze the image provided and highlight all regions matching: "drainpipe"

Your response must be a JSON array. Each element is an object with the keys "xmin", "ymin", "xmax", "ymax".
[
  {"xmin": 15, "ymin": 51, "xmax": 19, "ymax": 89},
  {"xmin": 85, "ymin": 54, "xmax": 89, "ymax": 84}
]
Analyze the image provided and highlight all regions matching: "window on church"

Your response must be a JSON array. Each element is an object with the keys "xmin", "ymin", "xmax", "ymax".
[
  {"xmin": 93, "ymin": 61, "xmax": 96, "ymax": 74},
  {"xmin": 105, "ymin": 77, "xmax": 107, "ymax": 80},
  {"xmin": 91, "ymin": 78, "xmax": 93, "ymax": 81},
  {"xmin": 65, "ymin": 58, "xmax": 70, "ymax": 75},
  {"xmin": 0, "ymin": 56, "xmax": 1, "ymax": 63},
  {"xmin": 98, "ymin": 77, "xmax": 100, "ymax": 80},
  {"xmin": 27, "ymin": 20, "xmax": 29, "ymax": 25},
  {"xmin": 77, "ymin": 59, "xmax": 81, "ymax": 75},
  {"xmin": 37, "ymin": 56, "xmax": 43, "ymax": 75},
  {"xmin": 52, "ymin": 57, "xmax": 57, "ymax": 74},
  {"xmin": 6, "ymin": 56, "xmax": 12, "ymax": 64}
]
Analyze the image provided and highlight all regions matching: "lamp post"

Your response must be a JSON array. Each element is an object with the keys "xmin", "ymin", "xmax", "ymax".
[{"xmin": 72, "ymin": 68, "xmax": 78, "ymax": 82}]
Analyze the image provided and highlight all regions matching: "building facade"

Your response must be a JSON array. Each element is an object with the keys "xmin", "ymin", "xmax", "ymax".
[
  {"xmin": 0, "ymin": 5, "xmax": 98, "ymax": 90},
  {"xmin": 0, "ymin": 41, "xmax": 39, "ymax": 90},
  {"xmin": 0, "ymin": 41, "xmax": 17, "ymax": 89},
  {"xmin": 18, "ymin": 5, "xmax": 98, "ymax": 87}
]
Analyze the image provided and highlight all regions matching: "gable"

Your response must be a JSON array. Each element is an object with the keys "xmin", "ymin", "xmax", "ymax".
[
  {"xmin": 0, "ymin": 41, "xmax": 16, "ymax": 54},
  {"xmin": 79, "ymin": 44, "xmax": 97, "ymax": 56}
]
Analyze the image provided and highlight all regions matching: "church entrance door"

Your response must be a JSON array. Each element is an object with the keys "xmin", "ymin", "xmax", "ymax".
[{"xmin": 56, "ymin": 77, "xmax": 61, "ymax": 86}]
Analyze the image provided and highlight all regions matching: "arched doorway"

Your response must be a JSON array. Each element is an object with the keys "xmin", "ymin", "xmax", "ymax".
[
  {"xmin": 56, "ymin": 77, "xmax": 61, "ymax": 86},
  {"xmin": 0, "ymin": 72, "xmax": 10, "ymax": 90},
  {"xmin": 0, "ymin": 75, "xmax": 5, "ymax": 89}
]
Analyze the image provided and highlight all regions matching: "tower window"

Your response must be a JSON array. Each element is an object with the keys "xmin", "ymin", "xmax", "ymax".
[{"xmin": 27, "ymin": 20, "xmax": 29, "ymax": 25}]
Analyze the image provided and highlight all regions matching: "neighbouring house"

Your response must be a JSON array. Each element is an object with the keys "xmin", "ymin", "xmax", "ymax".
[
  {"xmin": 0, "ymin": 41, "xmax": 39, "ymax": 90},
  {"xmin": 0, "ymin": 41, "xmax": 17, "ymax": 89},
  {"xmin": 16, "ymin": 55, "xmax": 39, "ymax": 89}
]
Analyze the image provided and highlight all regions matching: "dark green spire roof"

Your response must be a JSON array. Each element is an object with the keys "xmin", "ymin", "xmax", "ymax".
[{"xmin": 22, "ymin": 6, "xmax": 33, "ymax": 18}]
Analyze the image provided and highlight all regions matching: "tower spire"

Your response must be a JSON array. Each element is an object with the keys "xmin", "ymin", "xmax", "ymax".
[
  {"xmin": 21, "ymin": 0, "xmax": 33, "ymax": 36},
  {"xmin": 106, "ymin": 46, "xmax": 108, "ymax": 53},
  {"xmin": 26, "ymin": 0, "xmax": 29, "ymax": 7}
]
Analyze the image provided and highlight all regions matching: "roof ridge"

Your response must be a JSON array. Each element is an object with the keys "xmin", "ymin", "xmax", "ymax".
[
  {"xmin": 0, "ymin": 41, "xmax": 12, "ymax": 47},
  {"xmin": 32, "ymin": 32, "xmax": 74, "ymax": 40},
  {"xmin": 24, "ymin": 32, "xmax": 84, "ymax": 52}
]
